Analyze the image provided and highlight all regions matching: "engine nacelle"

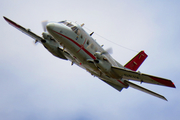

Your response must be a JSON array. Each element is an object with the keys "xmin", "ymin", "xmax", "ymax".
[
  {"xmin": 41, "ymin": 32, "xmax": 67, "ymax": 60},
  {"xmin": 42, "ymin": 32, "xmax": 55, "ymax": 41},
  {"xmin": 94, "ymin": 52, "xmax": 112, "ymax": 75}
]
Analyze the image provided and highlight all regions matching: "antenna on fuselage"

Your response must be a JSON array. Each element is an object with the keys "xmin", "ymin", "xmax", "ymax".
[
  {"xmin": 83, "ymin": 26, "xmax": 139, "ymax": 53},
  {"xmin": 90, "ymin": 32, "xmax": 94, "ymax": 36},
  {"xmin": 81, "ymin": 23, "xmax": 84, "ymax": 27}
]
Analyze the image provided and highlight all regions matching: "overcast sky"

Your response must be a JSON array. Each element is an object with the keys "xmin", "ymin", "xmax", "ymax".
[{"xmin": 1, "ymin": 0, "xmax": 180, "ymax": 120}]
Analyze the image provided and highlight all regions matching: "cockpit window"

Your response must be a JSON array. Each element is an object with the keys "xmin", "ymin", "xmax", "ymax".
[
  {"xmin": 59, "ymin": 21, "xmax": 81, "ymax": 35},
  {"xmin": 66, "ymin": 23, "xmax": 74, "ymax": 27},
  {"xmin": 58, "ymin": 21, "xmax": 65, "ymax": 23},
  {"xmin": 71, "ymin": 26, "xmax": 77, "ymax": 31},
  {"xmin": 71, "ymin": 26, "xmax": 80, "ymax": 35}
]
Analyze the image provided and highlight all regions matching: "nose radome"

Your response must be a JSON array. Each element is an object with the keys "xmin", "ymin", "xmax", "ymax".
[{"xmin": 46, "ymin": 23, "xmax": 54, "ymax": 32}]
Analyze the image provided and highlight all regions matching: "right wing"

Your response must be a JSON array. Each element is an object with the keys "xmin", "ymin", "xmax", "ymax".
[
  {"xmin": 125, "ymin": 80, "xmax": 167, "ymax": 101},
  {"xmin": 3, "ymin": 16, "xmax": 44, "ymax": 43},
  {"xmin": 112, "ymin": 66, "xmax": 176, "ymax": 88}
]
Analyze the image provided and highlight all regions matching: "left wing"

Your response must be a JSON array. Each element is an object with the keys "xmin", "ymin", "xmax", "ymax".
[
  {"xmin": 3, "ymin": 16, "xmax": 44, "ymax": 43},
  {"xmin": 112, "ymin": 66, "xmax": 176, "ymax": 88},
  {"xmin": 4, "ymin": 16, "xmax": 68, "ymax": 60}
]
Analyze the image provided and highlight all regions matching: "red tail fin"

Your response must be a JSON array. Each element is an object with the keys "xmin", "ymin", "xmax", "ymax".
[{"xmin": 124, "ymin": 51, "xmax": 148, "ymax": 71}]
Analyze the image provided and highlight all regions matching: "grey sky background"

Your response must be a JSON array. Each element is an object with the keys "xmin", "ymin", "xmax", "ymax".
[{"xmin": 1, "ymin": 0, "xmax": 180, "ymax": 120}]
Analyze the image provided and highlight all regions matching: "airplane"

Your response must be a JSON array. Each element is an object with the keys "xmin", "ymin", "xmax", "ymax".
[{"xmin": 3, "ymin": 16, "xmax": 176, "ymax": 101}]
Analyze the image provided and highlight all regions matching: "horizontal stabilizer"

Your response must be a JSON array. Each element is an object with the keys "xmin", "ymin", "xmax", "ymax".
[
  {"xmin": 124, "ymin": 51, "xmax": 148, "ymax": 71},
  {"xmin": 125, "ymin": 80, "xmax": 167, "ymax": 101},
  {"xmin": 112, "ymin": 66, "xmax": 176, "ymax": 88}
]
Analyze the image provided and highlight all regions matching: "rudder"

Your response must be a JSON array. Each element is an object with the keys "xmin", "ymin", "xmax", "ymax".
[{"xmin": 124, "ymin": 51, "xmax": 148, "ymax": 71}]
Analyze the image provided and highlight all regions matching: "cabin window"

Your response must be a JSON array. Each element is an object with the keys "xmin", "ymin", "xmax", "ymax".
[
  {"xmin": 87, "ymin": 40, "xmax": 89, "ymax": 45},
  {"xmin": 81, "ymin": 35, "xmax": 83, "ymax": 39},
  {"xmin": 76, "ymin": 36, "xmax": 78, "ymax": 40}
]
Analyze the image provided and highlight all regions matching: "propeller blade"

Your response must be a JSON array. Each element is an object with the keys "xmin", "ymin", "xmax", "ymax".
[
  {"xmin": 101, "ymin": 47, "xmax": 113, "ymax": 55},
  {"xmin": 42, "ymin": 20, "xmax": 48, "ymax": 32},
  {"xmin": 106, "ymin": 47, "xmax": 113, "ymax": 54}
]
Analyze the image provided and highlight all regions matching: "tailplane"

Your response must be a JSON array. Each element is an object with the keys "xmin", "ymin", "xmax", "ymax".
[
  {"xmin": 124, "ymin": 51, "xmax": 148, "ymax": 71},
  {"xmin": 125, "ymin": 80, "xmax": 167, "ymax": 101}
]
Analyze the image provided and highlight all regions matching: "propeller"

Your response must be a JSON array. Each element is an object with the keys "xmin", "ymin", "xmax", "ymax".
[
  {"xmin": 41, "ymin": 20, "xmax": 48, "ymax": 32},
  {"xmin": 93, "ymin": 51, "xmax": 112, "ymax": 76},
  {"xmin": 101, "ymin": 47, "xmax": 113, "ymax": 55},
  {"xmin": 86, "ymin": 43, "xmax": 113, "ymax": 55}
]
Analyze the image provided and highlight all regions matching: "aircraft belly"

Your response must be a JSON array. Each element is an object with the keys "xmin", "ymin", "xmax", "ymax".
[
  {"xmin": 100, "ymin": 76, "xmax": 128, "ymax": 91},
  {"xmin": 49, "ymin": 26, "xmax": 129, "ymax": 89},
  {"xmin": 90, "ymin": 70, "xmax": 128, "ymax": 89}
]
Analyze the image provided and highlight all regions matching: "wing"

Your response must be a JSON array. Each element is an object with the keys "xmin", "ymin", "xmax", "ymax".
[
  {"xmin": 125, "ymin": 80, "xmax": 167, "ymax": 101},
  {"xmin": 3, "ymin": 16, "xmax": 44, "ymax": 43},
  {"xmin": 111, "ymin": 66, "xmax": 176, "ymax": 88},
  {"xmin": 4, "ymin": 16, "xmax": 68, "ymax": 60}
]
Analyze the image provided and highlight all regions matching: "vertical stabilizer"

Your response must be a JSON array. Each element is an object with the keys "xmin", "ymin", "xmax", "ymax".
[{"xmin": 124, "ymin": 51, "xmax": 148, "ymax": 71}]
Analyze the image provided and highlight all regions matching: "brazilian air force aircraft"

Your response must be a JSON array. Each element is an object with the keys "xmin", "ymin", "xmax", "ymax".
[{"xmin": 3, "ymin": 16, "xmax": 176, "ymax": 101}]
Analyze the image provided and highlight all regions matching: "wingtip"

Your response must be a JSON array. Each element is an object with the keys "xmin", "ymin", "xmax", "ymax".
[
  {"xmin": 3, "ymin": 16, "xmax": 9, "ymax": 22},
  {"xmin": 163, "ymin": 97, "xmax": 168, "ymax": 101},
  {"xmin": 172, "ymin": 83, "xmax": 176, "ymax": 88},
  {"xmin": 158, "ymin": 95, "xmax": 167, "ymax": 101},
  {"xmin": 149, "ymin": 76, "xmax": 176, "ymax": 88},
  {"xmin": 3, "ymin": 16, "xmax": 21, "ymax": 28},
  {"xmin": 3, "ymin": 16, "xmax": 7, "ymax": 20}
]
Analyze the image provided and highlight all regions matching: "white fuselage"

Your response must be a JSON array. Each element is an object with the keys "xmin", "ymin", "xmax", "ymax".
[
  {"xmin": 4, "ymin": 16, "xmax": 175, "ymax": 101},
  {"xmin": 46, "ymin": 21, "xmax": 128, "ymax": 89}
]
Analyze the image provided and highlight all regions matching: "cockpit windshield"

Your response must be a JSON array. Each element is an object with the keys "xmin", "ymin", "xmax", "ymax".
[
  {"xmin": 58, "ymin": 21, "xmax": 66, "ymax": 23},
  {"xmin": 58, "ymin": 20, "xmax": 81, "ymax": 35},
  {"xmin": 66, "ymin": 23, "xmax": 73, "ymax": 27},
  {"xmin": 71, "ymin": 26, "xmax": 80, "ymax": 35},
  {"xmin": 59, "ymin": 21, "xmax": 74, "ymax": 27}
]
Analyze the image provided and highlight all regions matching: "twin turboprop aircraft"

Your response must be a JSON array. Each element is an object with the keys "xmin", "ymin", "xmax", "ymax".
[{"xmin": 3, "ymin": 16, "xmax": 176, "ymax": 101}]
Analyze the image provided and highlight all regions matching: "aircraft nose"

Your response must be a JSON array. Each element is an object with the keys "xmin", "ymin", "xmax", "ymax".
[{"xmin": 46, "ymin": 23, "xmax": 54, "ymax": 32}]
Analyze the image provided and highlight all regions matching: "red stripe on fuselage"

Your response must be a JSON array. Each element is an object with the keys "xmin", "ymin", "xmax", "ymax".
[
  {"xmin": 77, "ymin": 39, "xmax": 87, "ymax": 53},
  {"xmin": 53, "ymin": 30, "xmax": 96, "ymax": 60}
]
